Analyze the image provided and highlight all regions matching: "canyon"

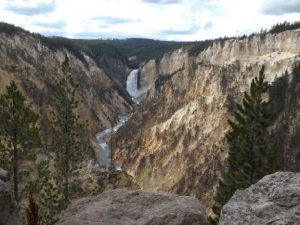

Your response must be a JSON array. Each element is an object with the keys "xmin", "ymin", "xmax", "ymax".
[
  {"xmin": 1, "ymin": 22, "xmax": 300, "ymax": 223},
  {"xmin": 0, "ymin": 25, "xmax": 133, "ymax": 156},
  {"xmin": 114, "ymin": 29, "xmax": 300, "ymax": 214}
]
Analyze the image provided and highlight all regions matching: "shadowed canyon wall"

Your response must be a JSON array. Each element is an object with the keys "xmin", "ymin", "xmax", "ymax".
[{"xmin": 0, "ymin": 30, "xmax": 133, "ymax": 154}]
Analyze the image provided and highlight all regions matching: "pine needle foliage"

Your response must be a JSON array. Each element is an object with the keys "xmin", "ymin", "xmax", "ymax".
[
  {"xmin": 51, "ymin": 54, "xmax": 86, "ymax": 210},
  {"xmin": 0, "ymin": 81, "xmax": 41, "ymax": 202},
  {"xmin": 209, "ymin": 66, "xmax": 280, "ymax": 224},
  {"xmin": 26, "ymin": 160, "xmax": 61, "ymax": 225}
]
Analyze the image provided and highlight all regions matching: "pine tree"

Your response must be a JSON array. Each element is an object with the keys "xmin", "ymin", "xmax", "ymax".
[
  {"xmin": 26, "ymin": 160, "xmax": 61, "ymax": 225},
  {"xmin": 51, "ymin": 54, "xmax": 86, "ymax": 209},
  {"xmin": 209, "ymin": 66, "xmax": 280, "ymax": 224},
  {"xmin": 26, "ymin": 194, "xmax": 41, "ymax": 225},
  {"xmin": 0, "ymin": 81, "xmax": 41, "ymax": 202}
]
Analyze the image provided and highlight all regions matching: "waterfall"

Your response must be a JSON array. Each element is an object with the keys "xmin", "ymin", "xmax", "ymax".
[
  {"xmin": 126, "ymin": 69, "xmax": 140, "ymax": 102},
  {"xmin": 97, "ymin": 69, "xmax": 144, "ymax": 169}
]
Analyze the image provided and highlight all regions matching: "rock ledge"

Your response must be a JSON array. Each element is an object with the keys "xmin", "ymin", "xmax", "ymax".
[{"xmin": 56, "ymin": 189, "xmax": 207, "ymax": 225}]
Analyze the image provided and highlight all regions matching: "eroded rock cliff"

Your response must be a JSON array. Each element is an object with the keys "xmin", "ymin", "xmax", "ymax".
[
  {"xmin": 0, "ymin": 29, "xmax": 133, "ymax": 154},
  {"xmin": 114, "ymin": 29, "xmax": 300, "ymax": 214}
]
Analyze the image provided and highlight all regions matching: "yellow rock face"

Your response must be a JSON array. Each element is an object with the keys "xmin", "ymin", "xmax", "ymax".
[
  {"xmin": 114, "ymin": 30, "xmax": 300, "ymax": 214},
  {"xmin": 0, "ymin": 32, "xmax": 132, "ymax": 150}
]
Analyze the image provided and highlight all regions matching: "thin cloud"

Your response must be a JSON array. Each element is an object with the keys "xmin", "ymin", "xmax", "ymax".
[
  {"xmin": 5, "ymin": 1, "xmax": 56, "ymax": 16},
  {"xmin": 158, "ymin": 27, "xmax": 199, "ymax": 35},
  {"xmin": 160, "ymin": 29, "xmax": 193, "ymax": 35},
  {"xmin": 72, "ymin": 31, "xmax": 130, "ymax": 40},
  {"xmin": 92, "ymin": 16, "xmax": 139, "ymax": 25},
  {"xmin": 32, "ymin": 20, "xmax": 66, "ymax": 30},
  {"xmin": 158, "ymin": 21, "xmax": 213, "ymax": 37},
  {"xmin": 1, "ymin": 0, "xmax": 300, "ymax": 41},
  {"xmin": 142, "ymin": 0, "xmax": 181, "ymax": 4},
  {"xmin": 41, "ymin": 30, "xmax": 66, "ymax": 37},
  {"xmin": 203, "ymin": 22, "xmax": 214, "ymax": 30},
  {"xmin": 261, "ymin": 0, "xmax": 300, "ymax": 15}
]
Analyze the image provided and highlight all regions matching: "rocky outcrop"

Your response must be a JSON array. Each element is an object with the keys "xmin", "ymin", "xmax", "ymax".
[
  {"xmin": 114, "ymin": 29, "xmax": 300, "ymax": 214},
  {"xmin": 67, "ymin": 161, "xmax": 139, "ymax": 200},
  {"xmin": 97, "ymin": 169, "xmax": 140, "ymax": 193},
  {"xmin": 56, "ymin": 189, "xmax": 207, "ymax": 225},
  {"xmin": 198, "ymin": 30, "xmax": 300, "ymax": 66},
  {"xmin": 219, "ymin": 172, "xmax": 300, "ymax": 225},
  {"xmin": 0, "ymin": 169, "xmax": 22, "ymax": 225}
]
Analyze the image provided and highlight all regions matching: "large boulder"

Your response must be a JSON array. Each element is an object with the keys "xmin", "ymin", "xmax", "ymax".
[
  {"xmin": 0, "ymin": 169, "xmax": 21, "ymax": 225},
  {"xmin": 56, "ymin": 189, "xmax": 207, "ymax": 225},
  {"xmin": 219, "ymin": 172, "xmax": 300, "ymax": 225}
]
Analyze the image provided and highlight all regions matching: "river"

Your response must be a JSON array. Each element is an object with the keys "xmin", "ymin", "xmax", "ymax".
[{"xmin": 96, "ymin": 69, "xmax": 140, "ymax": 169}]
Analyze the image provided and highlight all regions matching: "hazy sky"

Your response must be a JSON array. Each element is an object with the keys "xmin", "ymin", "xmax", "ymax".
[{"xmin": 0, "ymin": 0, "xmax": 300, "ymax": 41}]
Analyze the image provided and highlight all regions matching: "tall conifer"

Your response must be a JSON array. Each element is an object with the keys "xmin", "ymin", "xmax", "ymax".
[
  {"xmin": 51, "ymin": 54, "xmax": 86, "ymax": 209},
  {"xmin": 209, "ymin": 67, "xmax": 280, "ymax": 224},
  {"xmin": 0, "ymin": 81, "xmax": 40, "ymax": 202}
]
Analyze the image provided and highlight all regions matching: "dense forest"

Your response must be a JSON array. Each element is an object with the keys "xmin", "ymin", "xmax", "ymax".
[
  {"xmin": 0, "ymin": 22, "xmax": 127, "ymax": 67},
  {"xmin": 102, "ymin": 38, "xmax": 194, "ymax": 65}
]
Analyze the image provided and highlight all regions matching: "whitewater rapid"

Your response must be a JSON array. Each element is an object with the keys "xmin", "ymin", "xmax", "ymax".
[
  {"xmin": 97, "ymin": 69, "xmax": 145, "ymax": 168},
  {"xmin": 96, "ymin": 115, "xmax": 128, "ymax": 168}
]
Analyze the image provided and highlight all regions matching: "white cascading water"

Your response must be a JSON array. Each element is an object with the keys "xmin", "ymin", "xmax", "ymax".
[
  {"xmin": 97, "ymin": 69, "xmax": 143, "ymax": 168},
  {"xmin": 97, "ymin": 115, "xmax": 128, "ymax": 168},
  {"xmin": 126, "ymin": 69, "xmax": 140, "ymax": 103},
  {"xmin": 97, "ymin": 128, "xmax": 112, "ymax": 167}
]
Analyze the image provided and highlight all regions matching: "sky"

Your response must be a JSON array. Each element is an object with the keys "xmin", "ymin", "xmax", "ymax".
[{"xmin": 0, "ymin": 0, "xmax": 300, "ymax": 41}]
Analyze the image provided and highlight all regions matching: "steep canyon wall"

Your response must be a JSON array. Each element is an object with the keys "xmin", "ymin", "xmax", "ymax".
[
  {"xmin": 0, "ymin": 31, "xmax": 133, "ymax": 153},
  {"xmin": 114, "ymin": 29, "xmax": 300, "ymax": 213}
]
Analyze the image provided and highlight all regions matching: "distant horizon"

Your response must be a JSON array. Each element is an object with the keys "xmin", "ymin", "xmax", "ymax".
[
  {"xmin": 4, "ymin": 21, "xmax": 300, "ymax": 44},
  {"xmin": 1, "ymin": 0, "xmax": 300, "ymax": 41},
  {"xmin": 44, "ymin": 35, "xmax": 194, "ymax": 42}
]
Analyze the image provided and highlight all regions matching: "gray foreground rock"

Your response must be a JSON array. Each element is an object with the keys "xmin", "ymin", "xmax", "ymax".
[
  {"xmin": 56, "ymin": 189, "xmax": 207, "ymax": 225},
  {"xmin": 0, "ymin": 168, "xmax": 9, "ymax": 182},
  {"xmin": 0, "ymin": 169, "xmax": 21, "ymax": 225},
  {"xmin": 219, "ymin": 172, "xmax": 300, "ymax": 225}
]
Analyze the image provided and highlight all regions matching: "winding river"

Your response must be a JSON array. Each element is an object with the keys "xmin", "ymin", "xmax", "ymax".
[{"xmin": 96, "ymin": 69, "xmax": 140, "ymax": 169}]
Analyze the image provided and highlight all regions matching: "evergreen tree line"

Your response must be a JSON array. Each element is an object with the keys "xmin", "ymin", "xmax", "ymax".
[
  {"xmin": 0, "ymin": 54, "xmax": 90, "ymax": 225},
  {"xmin": 268, "ymin": 21, "xmax": 300, "ymax": 34},
  {"xmin": 209, "ymin": 66, "xmax": 281, "ymax": 224},
  {"xmin": 0, "ymin": 22, "xmax": 126, "ymax": 68}
]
